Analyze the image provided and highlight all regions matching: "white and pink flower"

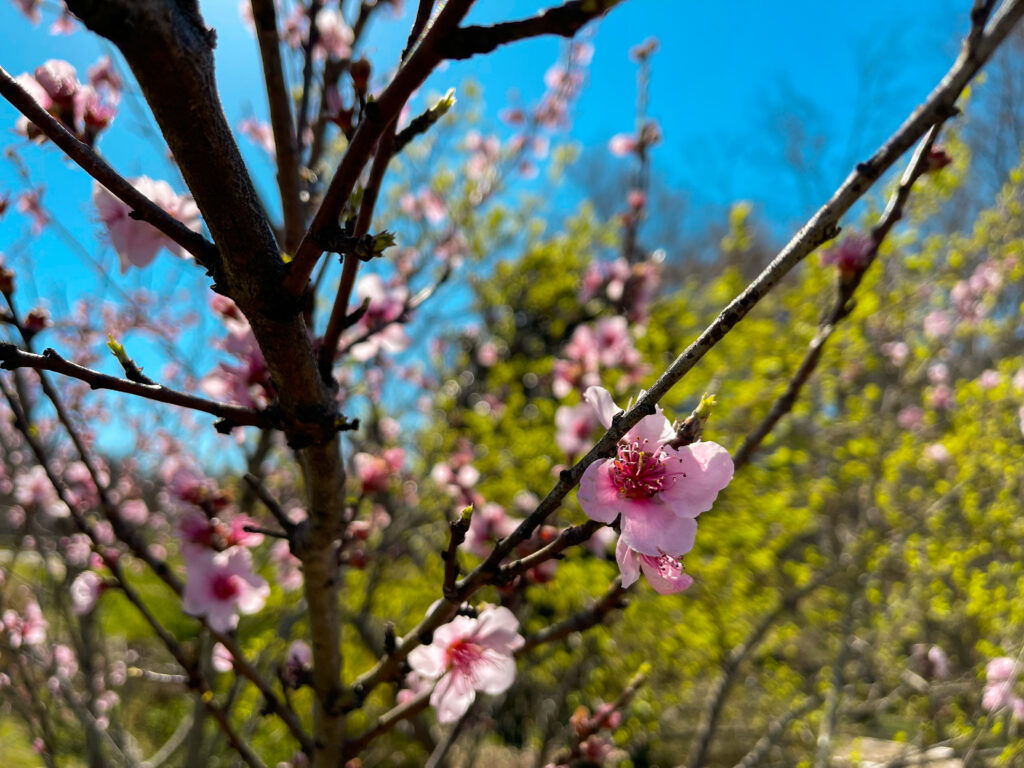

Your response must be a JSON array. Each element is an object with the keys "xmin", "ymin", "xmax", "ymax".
[
  {"xmin": 182, "ymin": 548, "xmax": 269, "ymax": 633},
  {"xmin": 408, "ymin": 606, "xmax": 524, "ymax": 723}
]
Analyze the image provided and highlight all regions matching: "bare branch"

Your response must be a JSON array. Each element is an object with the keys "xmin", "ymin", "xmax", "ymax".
[
  {"xmin": 250, "ymin": 0, "xmax": 304, "ymax": 253},
  {"xmin": 0, "ymin": 66, "xmax": 218, "ymax": 267},
  {"xmin": 517, "ymin": 579, "xmax": 628, "ymax": 655},
  {"xmin": 0, "ymin": 343, "xmax": 274, "ymax": 431},
  {"xmin": 440, "ymin": 0, "xmax": 624, "ymax": 61}
]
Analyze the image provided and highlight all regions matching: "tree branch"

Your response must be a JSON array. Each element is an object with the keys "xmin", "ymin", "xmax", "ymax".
[
  {"xmin": 0, "ymin": 66, "xmax": 219, "ymax": 267},
  {"xmin": 439, "ymin": 0, "xmax": 624, "ymax": 61},
  {"xmin": 250, "ymin": 0, "xmax": 305, "ymax": 253},
  {"xmin": 0, "ymin": 343, "xmax": 274, "ymax": 431}
]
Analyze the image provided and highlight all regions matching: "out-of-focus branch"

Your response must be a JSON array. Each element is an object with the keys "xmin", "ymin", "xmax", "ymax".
[
  {"xmin": 0, "ymin": 66, "xmax": 218, "ymax": 267},
  {"xmin": 732, "ymin": 122, "xmax": 945, "ymax": 469},
  {"xmin": 0, "ymin": 343, "xmax": 274, "ymax": 431},
  {"xmin": 296, "ymin": 0, "xmax": 324, "ymax": 156},
  {"xmin": 686, "ymin": 570, "xmax": 833, "ymax": 768},
  {"xmin": 731, "ymin": 696, "xmax": 823, "ymax": 768},
  {"xmin": 439, "ymin": 0, "xmax": 624, "ymax": 60},
  {"xmin": 318, "ymin": 120, "xmax": 397, "ymax": 377},
  {"xmin": 442, "ymin": 506, "xmax": 473, "ymax": 601},
  {"xmin": 517, "ymin": 579, "xmax": 627, "ymax": 655},
  {"xmin": 344, "ymin": 691, "xmax": 430, "ymax": 755},
  {"xmin": 250, "ymin": 0, "xmax": 304, "ymax": 253}
]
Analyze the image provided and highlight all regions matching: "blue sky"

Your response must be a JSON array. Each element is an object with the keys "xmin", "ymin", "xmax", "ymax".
[{"xmin": 0, "ymin": 0, "xmax": 979, "ymax": 452}]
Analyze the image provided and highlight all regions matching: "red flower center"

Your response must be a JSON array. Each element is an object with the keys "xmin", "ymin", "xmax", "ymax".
[
  {"xmin": 211, "ymin": 573, "xmax": 240, "ymax": 601},
  {"xmin": 610, "ymin": 440, "xmax": 667, "ymax": 499},
  {"xmin": 446, "ymin": 638, "xmax": 485, "ymax": 680}
]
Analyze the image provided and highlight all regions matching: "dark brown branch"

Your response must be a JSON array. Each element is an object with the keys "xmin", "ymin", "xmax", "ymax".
[
  {"xmin": 0, "ymin": 343, "xmax": 274, "ymax": 431},
  {"xmin": 731, "ymin": 122, "xmax": 944, "ymax": 469},
  {"xmin": 244, "ymin": 472, "xmax": 295, "ymax": 534},
  {"xmin": 440, "ymin": 0, "xmax": 623, "ymax": 60},
  {"xmin": 250, "ymin": 0, "xmax": 304, "ymax": 253},
  {"xmin": 344, "ymin": 691, "xmax": 430, "ymax": 755},
  {"xmin": 0, "ymin": 66, "xmax": 218, "ymax": 267},
  {"xmin": 442, "ymin": 506, "xmax": 473, "ymax": 601},
  {"xmin": 497, "ymin": 520, "xmax": 604, "ymax": 584},
  {"xmin": 296, "ymin": 0, "xmax": 325, "ymax": 155},
  {"xmin": 403, "ymin": 0, "xmax": 436, "ymax": 59}
]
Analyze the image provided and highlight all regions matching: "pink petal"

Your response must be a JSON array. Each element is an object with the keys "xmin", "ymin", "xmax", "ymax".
[
  {"xmin": 473, "ymin": 649, "xmax": 516, "ymax": 695},
  {"xmin": 619, "ymin": 503, "xmax": 697, "ymax": 557},
  {"xmin": 639, "ymin": 554, "xmax": 694, "ymax": 595},
  {"xmin": 583, "ymin": 386, "xmax": 621, "ymax": 429},
  {"xmin": 576, "ymin": 461, "xmax": 622, "ymax": 524},
  {"xmin": 659, "ymin": 441, "xmax": 734, "ymax": 517},
  {"xmin": 408, "ymin": 644, "xmax": 446, "ymax": 680},
  {"xmin": 475, "ymin": 606, "xmax": 523, "ymax": 652},
  {"xmin": 615, "ymin": 537, "xmax": 641, "ymax": 588},
  {"xmin": 431, "ymin": 671, "xmax": 477, "ymax": 723}
]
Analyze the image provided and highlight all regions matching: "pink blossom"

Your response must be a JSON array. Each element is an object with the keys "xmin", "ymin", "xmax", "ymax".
[
  {"xmin": 408, "ymin": 605, "xmax": 524, "ymax": 723},
  {"xmin": 821, "ymin": 234, "xmax": 874, "ymax": 274},
  {"xmin": 923, "ymin": 443, "xmax": 950, "ymax": 463},
  {"xmin": 555, "ymin": 402, "xmax": 598, "ymax": 458},
  {"xmin": 92, "ymin": 177, "xmax": 201, "ymax": 272},
  {"xmin": 272, "ymin": 539, "xmax": 303, "ymax": 593},
  {"xmin": 282, "ymin": 640, "xmax": 312, "ymax": 688},
  {"xmin": 615, "ymin": 536, "xmax": 693, "ymax": 594},
  {"xmin": 880, "ymin": 341, "xmax": 909, "ymax": 366},
  {"xmin": 315, "ymin": 9, "xmax": 353, "ymax": 59},
  {"xmin": 979, "ymin": 369, "xmax": 1001, "ymax": 390},
  {"xmin": 577, "ymin": 387, "xmax": 734, "ymax": 556},
  {"xmin": 3, "ymin": 600, "xmax": 47, "ymax": 647},
  {"xmin": 983, "ymin": 681, "xmax": 1015, "ymax": 712},
  {"xmin": 988, "ymin": 656, "xmax": 1017, "ymax": 684},
  {"xmin": 16, "ymin": 189, "xmax": 49, "ymax": 234},
  {"xmin": 49, "ymin": 11, "xmax": 75, "ymax": 35},
  {"xmin": 464, "ymin": 503, "xmax": 520, "ymax": 558},
  {"xmin": 87, "ymin": 56, "xmax": 122, "ymax": 101},
  {"xmin": 182, "ymin": 547, "xmax": 269, "ymax": 633},
  {"xmin": 353, "ymin": 448, "xmax": 404, "ymax": 494},
  {"xmin": 927, "ymin": 384, "xmax": 954, "ymax": 411},
  {"xmin": 70, "ymin": 571, "xmax": 103, "ymax": 615},
  {"xmin": 608, "ymin": 133, "xmax": 636, "ymax": 157},
  {"xmin": 896, "ymin": 406, "xmax": 924, "ymax": 431},
  {"xmin": 34, "ymin": 60, "xmax": 78, "ymax": 103},
  {"xmin": 240, "ymin": 117, "xmax": 275, "ymax": 157},
  {"xmin": 348, "ymin": 275, "xmax": 411, "ymax": 361},
  {"xmin": 212, "ymin": 643, "xmax": 234, "ymax": 673},
  {"xmin": 923, "ymin": 310, "xmax": 953, "ymax": 339}
]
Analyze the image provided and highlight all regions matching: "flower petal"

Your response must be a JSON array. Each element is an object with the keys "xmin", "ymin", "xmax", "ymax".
[
  {"xmin": 659, "ymin": 441, "xmax": 734, "ymax": 517},
  {"xmin": 576, "ymin": 460, "xmax": 622, "ymax": 524},
  {"xmin": 615, "ymin": 537, "xmax": 641, "ymax": 588},
  {"xmin": 619, "ymin": 504, "xmax": 697, "ymax": 557},
  {"xmin": 583, "ymin": 386, "xmax": 621, "ymax": 429}
]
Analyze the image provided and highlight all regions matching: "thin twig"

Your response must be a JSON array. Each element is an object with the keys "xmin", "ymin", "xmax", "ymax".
[
  {"xmin": 731, "ymin": 122, "xmax": 944, "ymax": 469},
  {"xmin": 731, "ymin": 696, "xmax": 823, "ymax": 768},
  {"xmin": 296, "ymin": 0, "xmax": 325, "ymax": 156},
  {"xmin": 517, "ymin": 579, "xmax": 627, "ymax": 655},
  {"xmin": 251, "ymin": 0, "xmax": 304, "ymax": 253},
  {"xmin": 0, "ymin": 343, "xmax": 274, "ymax": 431}
]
